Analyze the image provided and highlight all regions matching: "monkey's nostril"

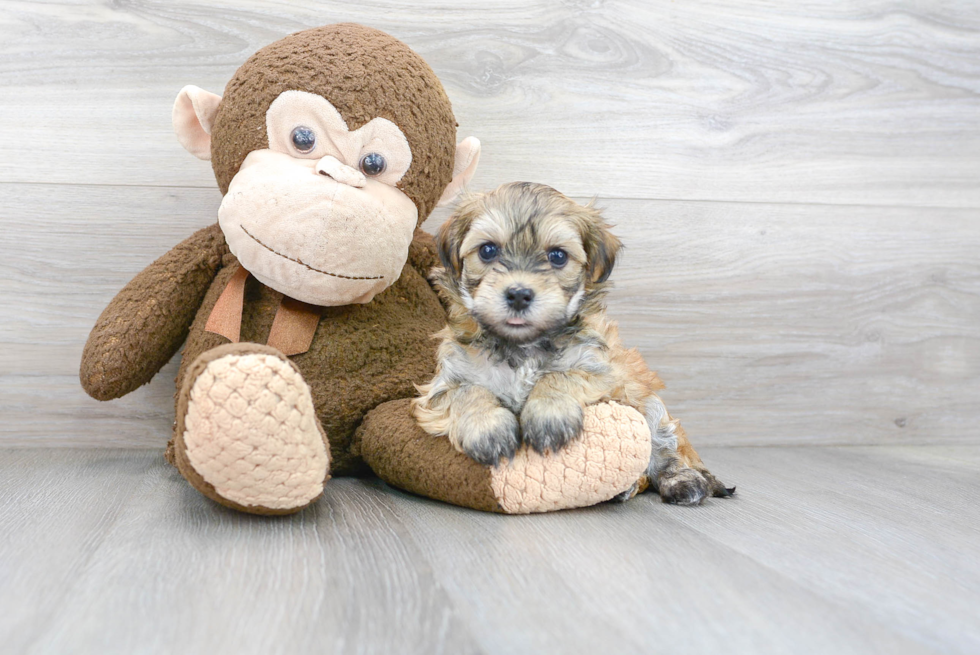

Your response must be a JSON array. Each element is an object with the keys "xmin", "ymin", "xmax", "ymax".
[{"xmin": 505, "ymin": 286, "xmax": 535, "ymax": 311}]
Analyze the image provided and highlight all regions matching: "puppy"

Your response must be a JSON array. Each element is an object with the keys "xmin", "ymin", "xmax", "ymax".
[{"xmin": 413, "ymin": 182, "xmax": 733, "ymax": 505}]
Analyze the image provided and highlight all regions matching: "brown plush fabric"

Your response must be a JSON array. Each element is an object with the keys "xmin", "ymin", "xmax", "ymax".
[
  {"xmin": 171, "ymin": 236, "xmax": 447, "ymax": 476},
  {"xmin": 357, "ymin": 399, "xmax": 503, "ymax": 513},
  {"xmin": 408, "ymin": 227, "xmax": 441, "ymax": 279},
  {"xmin": 210, "ymin": 23, "xmax": 457, "ymax": 223},
  {"xmin": 80, "ymin": 223, "xmax": 228, "ymax": 400}
]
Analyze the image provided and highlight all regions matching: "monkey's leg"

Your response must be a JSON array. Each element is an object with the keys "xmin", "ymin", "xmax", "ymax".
[
  {"xmin": 644, "ymin": 395, "xmax": 734, "ymax": 505},
  {"xmin": 359, "ymin": 399, "xmax": 652, "ymax": 514},
  {"xmin": 172, "ymin": 342, "xmax": 331, "ymax": 515}
]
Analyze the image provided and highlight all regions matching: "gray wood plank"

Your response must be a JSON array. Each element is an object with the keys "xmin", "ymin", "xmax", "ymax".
[
  {"xmin": 3, "ymin": 184, "xmax": 977, "ymax": 447},
  {"xmin": 0, "ymin": 450, "xmax": 165, "ymax": 654},
  {"xmin": 600, "ymin": 198, "xmax": 980, "ymax": 448},
  {"xmin": 370, "ymin": 478, "xmax": 939, "ymax": 655},
  {"xmin": 663, "ymin": 445, "xmax": 980, "ymax": 654},
  {"xmin": 0, "ymin": 449, "xmax": 482, "ymax": 655},
  {"xmin": 4, "ymin": 446, "xmax": 978, "ymax": 654},
  {"xmin": 1, "ymin": 0, "xmax": 979, "ymax": 206}
]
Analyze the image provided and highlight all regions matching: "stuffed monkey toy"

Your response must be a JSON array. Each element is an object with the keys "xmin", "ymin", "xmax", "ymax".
[{"xmin": 80, "ymin": 23, "xmax": 652, "ymax": 515}]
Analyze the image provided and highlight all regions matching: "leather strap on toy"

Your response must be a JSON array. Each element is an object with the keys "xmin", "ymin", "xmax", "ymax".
[
  {"xmin": 204, "ymin": 263, "xmax": 321, "ymax": 356},
  {"xmin": 204, "ymin": 265, "xmax": 249, "ymax": 343},
  {"xmin": 266, "ymin": 296, "xmax": 321, "ymax": 356}
]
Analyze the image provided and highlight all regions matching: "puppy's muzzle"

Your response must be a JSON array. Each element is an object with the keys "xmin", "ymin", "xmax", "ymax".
[{"xmin": 505, "ymin": 286, "xmax": 535, "ymax": 312}]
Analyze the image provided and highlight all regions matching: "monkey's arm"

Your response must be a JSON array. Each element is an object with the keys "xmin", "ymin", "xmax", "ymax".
[{"xmin": 80, "ymin": 223, "xmax": 229, "ymax": 401}]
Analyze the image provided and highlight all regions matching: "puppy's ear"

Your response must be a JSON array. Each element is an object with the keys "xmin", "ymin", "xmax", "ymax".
[
  {"xmin": 580, "ymin": 204, "xmax": 622, "ymax": 284},
  {"xmin": 435, "ymin": 199, "xmax": 478, "ymax": 287},
  {"xmin": 435, "ymin": 216, "xmax": 463, "ymax": 283}
]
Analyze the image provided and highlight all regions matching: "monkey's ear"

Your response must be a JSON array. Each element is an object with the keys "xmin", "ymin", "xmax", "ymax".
[
  {"xmin": 437, "ymin": 137, "xmax": 481, "ymax": 207},
  {"xmin": 172, "ymin": 85, "xmax": 222, "ymax": 160}
]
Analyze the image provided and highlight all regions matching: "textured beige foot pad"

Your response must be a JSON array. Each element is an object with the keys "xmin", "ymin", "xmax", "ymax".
[
  {"xmin": 174, "ymin": 343, "xmax": 330, "ymax": 515},
  {"xmin": 491, "ymin": 402, "xmax": 652, "ymax": 513},
  {"xmin": 359, "ymin": 399, "xmax": 651, "ymax": 514}
]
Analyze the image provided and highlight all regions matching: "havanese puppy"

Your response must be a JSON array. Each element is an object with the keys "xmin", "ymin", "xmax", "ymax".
[{"xmin": 413, "ymin": 182, "xmax": 733, "ymax": 505}]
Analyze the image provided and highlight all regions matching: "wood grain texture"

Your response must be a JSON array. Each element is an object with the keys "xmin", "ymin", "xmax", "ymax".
[
  {"xmin": 0, "ymin": 449, "xmax": 482, "ymax": 655},
  {"xmin": 0, "ymin": 1, "xmax": 979, "ymax": 206},
  {"xmin": 3, "ymin": 183, "xmax": 977, "ymax": 447},
  {"xmin": 598, "ymin": 198, "xmax": 980, "ymax": 447},
  {"xmin": 1, "ymin": 446, "xmax": 977, "ymax": 654}
]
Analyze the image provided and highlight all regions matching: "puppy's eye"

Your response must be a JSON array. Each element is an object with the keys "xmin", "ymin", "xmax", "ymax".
[
  {"xmin": 359, "ymin": 152, "xmax": 387, "ymax": 176},
  {"xmin": 478, "ymin": 243, "xmax": 499, "ymax": 263},
  {"xmin": 548, "ymin": 248, "xmax": 568, "ymax": 268},
  {"xmin": 290, "ymin": 126, "xmax": 316, "ymax": 153}
]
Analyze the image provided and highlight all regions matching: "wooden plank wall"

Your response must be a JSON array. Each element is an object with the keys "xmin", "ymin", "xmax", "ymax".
[{"xmin": 1, "ymin": 0, "xmax": 978, "ymax": 447}]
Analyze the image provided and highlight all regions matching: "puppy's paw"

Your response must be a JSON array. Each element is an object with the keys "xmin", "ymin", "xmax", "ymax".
[
  {"xmin": 611, "ymin": 480, "xmax": 641, "ymax": 503},
  {"xmin": 658, "ymin": 467, "xmax": 709, "ymax": 506},
  {"xmin": 520, "ymin": 395, "xmax": 584, "ymax": 455},
  {"xmin": 700, "ymin": 468, "xmax": 736, "ymax": 498},
  {"xmin": 458, "ymin": 407, "xmax": 521, "ymax": 467}
]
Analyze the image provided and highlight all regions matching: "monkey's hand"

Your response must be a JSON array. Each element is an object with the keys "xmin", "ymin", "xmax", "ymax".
[{"xmin": 80, "ymin": 223, "xmax": 228, "ymax": 401}]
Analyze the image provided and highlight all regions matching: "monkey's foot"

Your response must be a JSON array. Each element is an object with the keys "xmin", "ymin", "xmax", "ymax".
[
  {"xmin": 174, "ymin": 343, "xmax": 330, "ymax": 515},
  {"xmin": 360, "ymin": 400, "xmax": 652, "ymax": 514}
]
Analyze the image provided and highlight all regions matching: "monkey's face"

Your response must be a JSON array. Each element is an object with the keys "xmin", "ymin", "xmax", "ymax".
[
  {"xmin": 437, "ymin": 183, "xmax": 621, "ymax": 344},
  {"xmin": 172, "ymin": 24, "xmax": 482, "ymax": 308},
  {"xmin": 217, "ymin": 91, "xmax": 418, "ymax": 306}
]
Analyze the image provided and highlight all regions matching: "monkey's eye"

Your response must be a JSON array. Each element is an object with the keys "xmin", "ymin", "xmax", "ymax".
[
  {"xmin": 478, "ymin": 243, "xmax": 499, "ymax": 263},
  {"xmin": 359, "ymin": 153, "xmax": 387, "ymax": 177},
  {"xmin": 290, "ymin": 126, "xmax": 317, "ymax": 153},
  {"xmin": 547, "ymin": 248, "xmax": 568, "ymax": 268}
]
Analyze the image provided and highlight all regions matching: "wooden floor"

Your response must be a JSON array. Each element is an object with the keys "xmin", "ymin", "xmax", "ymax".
[
  {"xmin": 2, "ymin": 1, "xmax": 979, "ymax": 653},
  {"xmin": 1, "ymin": 445, "xmax": 978, "ymax": 654}
]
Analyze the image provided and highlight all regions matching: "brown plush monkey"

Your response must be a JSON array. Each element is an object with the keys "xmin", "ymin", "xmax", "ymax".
[{"xmin": 80, "ymin": 24, "xmax": 651, "ymax": 515}]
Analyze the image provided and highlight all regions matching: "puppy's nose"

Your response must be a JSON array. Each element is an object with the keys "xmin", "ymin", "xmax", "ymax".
[{"xmin": 505, "ymin": 286, "xmax": 535, "ymax": 311}]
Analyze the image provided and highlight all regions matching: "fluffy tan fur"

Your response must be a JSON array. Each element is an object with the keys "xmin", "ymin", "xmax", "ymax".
[{"xmin": 413, "ymin": 182, "xmax": 733, "ymax": 504}]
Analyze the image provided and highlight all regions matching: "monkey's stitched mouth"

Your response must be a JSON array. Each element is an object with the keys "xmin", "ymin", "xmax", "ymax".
[{"xmin": 240, "ymin": 225, "xmax": 384, "ymax": 281}]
